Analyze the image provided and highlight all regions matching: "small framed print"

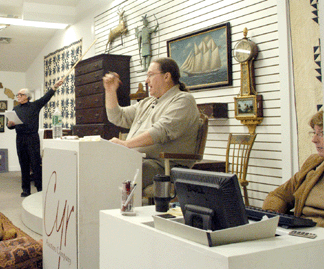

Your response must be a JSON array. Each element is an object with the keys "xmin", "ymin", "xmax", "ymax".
[
  {"xmin": 234, "ymin": 95, "xmax": 263, "ymax": 119},
  {"xmin": 0, "ymin": 101, "xmax": 7, "ymax": 112}
]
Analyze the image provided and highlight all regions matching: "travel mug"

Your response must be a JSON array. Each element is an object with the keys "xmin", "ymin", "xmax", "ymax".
[{"xmin": 153, "ymin": 174, "xmax": 175, "ymax": 212}]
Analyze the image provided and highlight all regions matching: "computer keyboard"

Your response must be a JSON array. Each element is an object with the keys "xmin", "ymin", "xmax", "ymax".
[{"xmin": 245, "ymin": 206, "xmax": 317, "ymax": 228}]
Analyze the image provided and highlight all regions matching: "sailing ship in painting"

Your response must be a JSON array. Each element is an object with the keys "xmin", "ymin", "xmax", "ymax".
[{"xmin": 180, "ymin": 35, "xmax": 221, "ymax": 77}]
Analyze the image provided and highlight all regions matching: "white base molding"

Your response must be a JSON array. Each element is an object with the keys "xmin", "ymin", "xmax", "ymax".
[{"xmin": 21, "ymin": 191, "xmax": 42, "ymax": 235}]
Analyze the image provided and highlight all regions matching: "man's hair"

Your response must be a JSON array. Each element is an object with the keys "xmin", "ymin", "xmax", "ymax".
[
  {"xmin": 152, "ymin": 57, "xmax": 189, "ymax": 92},
  {"xmin": 21, "ymin": 88, "xmax": 32, "ymax": 100},
  {"xmin": 309, "ymin": 110, "xmax": 323, "ymax": 129}
]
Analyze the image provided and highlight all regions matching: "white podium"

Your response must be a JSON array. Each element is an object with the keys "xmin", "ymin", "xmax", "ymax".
[{"xmin": 42, "ymin": 139, "xmax": 143, "ymax": 269}]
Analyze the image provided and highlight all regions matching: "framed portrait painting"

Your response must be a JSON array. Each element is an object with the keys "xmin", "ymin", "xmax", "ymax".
[
  {"xmin": 0, "ymin": 101, "xmax": 7, "ymax": 112},
  {"xmin": 167, "ymin": 22, "xmax": 232, "ymax": 90}
]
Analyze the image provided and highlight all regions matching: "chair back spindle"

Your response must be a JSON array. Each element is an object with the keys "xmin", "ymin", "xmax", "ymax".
[{"xmin": 225, "ymin": 133, "xmax": 257, "ymax": 206}]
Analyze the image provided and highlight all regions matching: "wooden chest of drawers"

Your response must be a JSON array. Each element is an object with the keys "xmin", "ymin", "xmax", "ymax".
[{"xmin": 73, "ymin": 54, "xmax": 131, "ymax": 140}]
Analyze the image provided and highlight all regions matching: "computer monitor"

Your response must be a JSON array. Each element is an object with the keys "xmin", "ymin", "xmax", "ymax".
[{"xmin": 171, "ymin": 167, "xmax": 248, "ymax": 231}]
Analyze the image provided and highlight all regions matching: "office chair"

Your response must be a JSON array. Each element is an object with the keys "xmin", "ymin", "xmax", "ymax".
[{"xmin": 225, "ymin": 133, "xmax": 256, "ymax": 206}]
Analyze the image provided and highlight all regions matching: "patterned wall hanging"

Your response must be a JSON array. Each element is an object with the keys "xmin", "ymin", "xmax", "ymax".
[
  {"xmin": 290, "ymin": 0, "xmax": 322, "ymax": 165},
  {"xmin": 43, "ymin": 39, "xmax": 82, "ymax": 129}
]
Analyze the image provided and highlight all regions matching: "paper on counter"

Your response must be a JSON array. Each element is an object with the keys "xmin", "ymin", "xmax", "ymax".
[{"xmin": 5, "ymin": 111, "xmax": 23, "ymax": 125}]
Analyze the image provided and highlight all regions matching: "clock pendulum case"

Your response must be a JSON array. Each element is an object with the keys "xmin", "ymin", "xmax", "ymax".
[{"xmin": 233, "ymin": 28, "xmax": 263, "ymax": 134}]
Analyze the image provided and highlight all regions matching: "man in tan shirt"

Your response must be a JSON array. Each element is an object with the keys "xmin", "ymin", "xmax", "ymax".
[{"xmin": 103, "ymin": 57, "xmax": 200, "ymax": 189}]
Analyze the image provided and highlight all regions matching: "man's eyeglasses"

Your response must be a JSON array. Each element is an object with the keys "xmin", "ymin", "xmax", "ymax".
[
  {"xmin": 309, "ymin": 131, "xmax": 324, "ymax": 138},
  {"xmin": 16, "ymin": 93, "xmax": 25, "ymax": 97},
  {"xmin": 146, "ymin": 72, "xmax": 163, "ymax": 79}
]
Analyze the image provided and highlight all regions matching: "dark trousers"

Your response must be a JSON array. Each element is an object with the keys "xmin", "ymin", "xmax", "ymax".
[{"xmin": 16, "ymin": 133, "xmax": 42, "ymax": 192}]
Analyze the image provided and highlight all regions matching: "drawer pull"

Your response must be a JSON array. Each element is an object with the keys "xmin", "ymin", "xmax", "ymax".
[{"xmin": 94, "ymin": 113, "xmax": 100, "ymax": 118}]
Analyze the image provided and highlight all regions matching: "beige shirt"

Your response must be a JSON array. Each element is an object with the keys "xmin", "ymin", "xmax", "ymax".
[{"xmin": 107, "ymin": 85, "xmax": 200, "ymax": 167}]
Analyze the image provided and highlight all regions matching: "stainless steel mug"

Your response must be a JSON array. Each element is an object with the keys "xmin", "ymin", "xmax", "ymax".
[{"xmin": 153, "ymin": 174, "xmax": 176, "ymax": 212}]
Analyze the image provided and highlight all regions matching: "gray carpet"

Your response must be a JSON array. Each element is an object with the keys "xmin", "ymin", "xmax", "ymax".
[{"xmin": 0, "ymin": 171, "xmax": 42, "ymax": 240}]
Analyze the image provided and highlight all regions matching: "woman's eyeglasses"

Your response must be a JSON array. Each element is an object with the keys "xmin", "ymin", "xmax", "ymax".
[{"xmin": 309, "ymin": 131, "xmax": 324, "ymax": 138}]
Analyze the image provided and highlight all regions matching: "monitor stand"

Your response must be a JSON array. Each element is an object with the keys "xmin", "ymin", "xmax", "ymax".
[{"xmin": 184, "ymin": 204, "xmax": 214, "ymax": 230}]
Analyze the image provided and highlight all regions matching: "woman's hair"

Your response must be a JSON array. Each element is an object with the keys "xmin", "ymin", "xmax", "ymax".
[
  {"xmin": 21, "ymin": 88, "xmax": 32, "ymax": 100},
  {"xmin": 152, "ymin": 57, "xmax": 189, "ymax": 92},
  {"xmin": 309, "ymin": 110, "xmax": 323, "ymax": 129}
]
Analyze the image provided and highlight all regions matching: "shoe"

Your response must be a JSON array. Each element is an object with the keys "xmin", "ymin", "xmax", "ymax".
[{"xmin": 21, "ymin": 191, "xmax": 31, "ymax": 197}]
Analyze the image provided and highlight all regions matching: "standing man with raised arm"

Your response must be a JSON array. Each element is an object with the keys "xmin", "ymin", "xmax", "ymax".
[
  {"xmin": 7, "ymin": 79, "xmax": 64, "ymax": 197},
  {"xmin": 103, "ymin": 57, "xmax": 200, "ymax": 190}
]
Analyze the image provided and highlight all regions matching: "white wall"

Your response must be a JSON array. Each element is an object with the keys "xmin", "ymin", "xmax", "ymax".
[
  {"xmin": 92, "ymin": 0, "xmax": 296, "ymax": 207},
  {"xmin": 24, "ymin": 0, "xmax": 299, "ymax": 207},
  {"xmin": 3, "ymin": 2, "xmax": 113, "ymax": 171},
  {"xmin": 0, "ymin": 71, "xmax": 26, "ymax": 171}
]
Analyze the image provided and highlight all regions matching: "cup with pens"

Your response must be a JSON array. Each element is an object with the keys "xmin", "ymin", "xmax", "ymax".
[{"xmin": 121, "ymin": 169, "xmax": 139, "ymax": 216}]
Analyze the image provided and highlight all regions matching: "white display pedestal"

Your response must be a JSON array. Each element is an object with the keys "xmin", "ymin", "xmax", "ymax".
[
  {"xmin": 100, "ymin": 206, "xmax": 324, "ymax": 269},
  {"xmin": 42, "ymin": 139, "xmax": 143, "ymax": 269}
]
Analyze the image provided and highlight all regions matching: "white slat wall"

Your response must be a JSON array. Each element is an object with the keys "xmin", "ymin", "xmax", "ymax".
[{"xmin": 94, "ymin": 0, "xmax": 284, "ymax": 207}]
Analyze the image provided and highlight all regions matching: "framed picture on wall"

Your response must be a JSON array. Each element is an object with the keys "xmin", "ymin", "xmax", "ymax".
[
  {"xmin": 0, "ymin": 115, "xmax": 4, "ymax": 132},
  {"xmin": 234, "ymin": 95, "xmax": 263, "ymax": 119},
  {"xmin": 167, "ymin": 22, "xmax": 232, "ymax": 90},
  {"xmin": 0, "ymin": 101, "xmax": 7, "ymax": 112}
]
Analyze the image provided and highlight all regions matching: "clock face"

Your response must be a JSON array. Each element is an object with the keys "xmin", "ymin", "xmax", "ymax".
[{"xmin": 233, "ymin": 40, "xmax": 253, "ymax": 63}]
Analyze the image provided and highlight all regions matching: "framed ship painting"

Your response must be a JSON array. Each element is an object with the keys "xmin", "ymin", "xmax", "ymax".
[{"xmin": 167, "ymin": 22, "xmax": 232, "ymax": 90}]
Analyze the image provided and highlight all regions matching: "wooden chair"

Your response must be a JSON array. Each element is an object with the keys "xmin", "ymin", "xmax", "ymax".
[
  {"xmin": 119, "ymin": 113, "xmax": 208, "ymax": 204},
  {"xmin": 142, "ymin": 112, "xmax": 209, "ymax": 202},
  {"xmin": 225, "ymin": 133, "xmax": 257, "ymax": 206},
  {"xmin": 160, "ymin": 112, "xmax": 209, "ymax": 175}
]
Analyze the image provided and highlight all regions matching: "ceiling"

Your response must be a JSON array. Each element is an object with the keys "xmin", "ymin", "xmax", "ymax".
[{"xmin": 0, "ymin": 0, "xmax": 81, "ymax": 72}]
